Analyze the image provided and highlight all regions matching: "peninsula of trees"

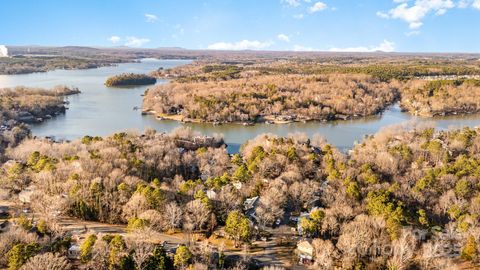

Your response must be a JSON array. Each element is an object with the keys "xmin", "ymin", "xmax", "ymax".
[
  {"xmin": 0, "ymin": 56, "xmax": 131, "ymax": 75},
  {"xmin": 144, "ymin": 73, "xmax": 399, "ymax": 123},
  {"xmin": 144, "ymin": 58, "xmax": 480, "ymax": 124},
  {"xmin": 105, "ymin": 73, "xmax": 157, "ymax": 87},
  {"xmin": 0, "ymin": 85, "xmax": 80, "ymax": 155},
  {"xmin": 0, "ymin": 85, "xmax": 80, "ymax": 124}
]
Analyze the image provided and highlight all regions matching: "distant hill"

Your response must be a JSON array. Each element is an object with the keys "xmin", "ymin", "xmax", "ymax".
[{"xmin": 4, "ymin": 45, "xmax": 480, "ymax": 61}]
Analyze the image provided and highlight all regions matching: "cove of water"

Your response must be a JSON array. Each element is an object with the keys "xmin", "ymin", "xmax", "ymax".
[{"xmin": 1, "ymin": 58, "xmax": 480, "ymax": 153}]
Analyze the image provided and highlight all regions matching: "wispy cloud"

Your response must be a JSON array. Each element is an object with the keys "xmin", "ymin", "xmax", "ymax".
[
  {"xmin": 405, "ymin": 30, "xmax": 421, "ymax": 36},
  {"xmin": 277, "ymin": 34, "xmax": 290, "ymax": 42},
  {"xmin": 377, "ymin": 0, "xmax": 455, "ymax": 29},
  {"xmin": 145, "ymin": 13, "xmax": 158, "ymax": 23},
  {"xmin": 459, "ymin": 0, "xmax": 480, "ymax": 9},
  {"xmin": 109, "ymin": 36, "xmax": 121, "ymax": 44},
  {"xmin": 207, "ymin": 40, "xmax": 274, "ymax": 50},
  {"xmin": 329, "ymin": 40, "xmax": 395, "ymax": 52},
  {"xmin": 281, "ymin": 0, "xmax": 302, "ymax": 7},
  {"xmin": 309, "ymin": 1, "xmax": 327, "ymax": 13},
  {"xmin": 125, "ymin": 36, "xmax": 150, "ymax": 47},
  {"xmin": 281, "ymin": 0, "xmax": 315, "ymax": 7},
  {"xmin": 293, "ymin": 14, "xmax": 304, "ymax": 19}
]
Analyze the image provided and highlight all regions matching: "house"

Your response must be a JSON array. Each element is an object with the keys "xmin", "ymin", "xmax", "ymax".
[
  {"xmin": 243, "ymin": 196, "xmax": 259, "ymax": 223},
  {"xmin": 243, "ymin": 196, "xmax": 259, "ymax": 211},
  {"xmin": 296, "ymin": 240, "xmax": 314, "ymax": 265},
  {"xmin": 67, "ymin": 244, "xmax": 80, "ymax": 259}
]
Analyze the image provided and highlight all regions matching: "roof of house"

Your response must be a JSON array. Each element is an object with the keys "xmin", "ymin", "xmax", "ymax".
[
  {"xmin": 243, "ymin": 196, "xmax": 259, "ymax": 210},
  {"xmin": 297, "ymin": 240, "xmax": 314, "ymax": 256}
]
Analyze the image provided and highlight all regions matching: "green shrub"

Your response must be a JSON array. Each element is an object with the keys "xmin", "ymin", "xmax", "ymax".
[
  {"xmin": 7, "ymin": 243, "xmax": 39, "ymax": 270},
  {"xmin": 80, "ymin": 234, "xmax": 97, "ymax": 262}
]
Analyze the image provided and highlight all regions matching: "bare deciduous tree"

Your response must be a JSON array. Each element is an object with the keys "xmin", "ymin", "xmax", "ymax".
[
  {"xmin": 312, "ymin": 239, "xmax": 338, "ymax": 270},
  {"xmin": 184, "ymin": 199, "xmax": 210, "ymax": 231},
  {"xmin": 164, "ymin": 202, "xmax": 183, "ymax": 231},
  {"xmin": 20, "ymin": 252, "xmax": 70, "ymax": 270},
  {"xmin": 128, "ymin": 240, "xmax": 154, "ymax": 270},
  {"xmin": 387, "ymin": 229, "xmax": 417, "ymax": 270}
]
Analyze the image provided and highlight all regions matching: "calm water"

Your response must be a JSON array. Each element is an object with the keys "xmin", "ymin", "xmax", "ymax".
[{"xmin": 1, "ymin": 58, "xmax": 480, "ymax": 153}]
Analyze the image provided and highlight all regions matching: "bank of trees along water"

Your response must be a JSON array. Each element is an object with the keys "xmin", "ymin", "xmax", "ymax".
[
  {"xmin": 105, "ymin": 73, "xmax": 157, "ymax": 87},
  {"xmin": 0, "ymin": 56, "xmax": 130, "ymax": 75},
  {"xmin": 144, "ymin": 73, "xmax": 400, "ymax": 123},
  {"xmin": 1, "ymin": 124, "xmax": 480, "ymax": 269},
  {"xmin": 0, "ymin": 85, "xmax": 80, "ymax": 158},
  {"xmin": 400, "ymin": 78, "xmax": 480, "ymax": 116},
  {"xmin": 145, "ymin": 59, "xmax": 480, "ymax": 124}
]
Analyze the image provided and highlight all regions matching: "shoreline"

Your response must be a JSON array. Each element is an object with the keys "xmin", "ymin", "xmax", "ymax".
[
  {"xmin": 141, "ymin": 109, "xmax": 384, "ymax": 125},
  {"xmin": 143, "ymin": 105, "xmax": 480, "ymax": 126}
]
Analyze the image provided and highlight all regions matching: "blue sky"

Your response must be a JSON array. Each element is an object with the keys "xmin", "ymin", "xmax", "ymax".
[{"xmin": 1, "ymin": 0, "xmax": 480, "ymax": 52}]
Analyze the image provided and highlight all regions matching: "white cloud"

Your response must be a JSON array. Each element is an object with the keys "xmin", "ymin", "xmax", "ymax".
[
  {"xmin": 329, "ymin": 40, "xmax": 395, "ymax": 52},
  {"xmin": 277, "ymin": 34, "xmax": 290, "ymax": 42},
  {"xmin": 458, "ymin": 0, "xmax": 480, "ymax": 9},
  {"xmin": 293, "ymin": 13, "xmax": 304, "ymax": 19},
  {"xmin": 293, "ymin": 45, "xmax": 315, "ymax": 51},
  {"xmin": 282, "ymin": 0, "xmax": 315, "ymax": 7},
  {"xmin": 405, "ymin": 30, "xmax": 421, "ymax": 36},
  {"xmin": 376, "ymin": 11, "xmax": 390, "ymax": 18},
  {"xmin": 145, "ymin": 13, "xmax": 158, "ymax": 23},
  {"xmin": 378, "ymin": 0, "xmax": 455, "ymax": 29},
  {"xmin": 458, "ymin": 0, "xmax": 470, "ymax": 8},
  {"xmin": 309, "ymin": 1, "xmax": 327, "ymax": 13},
  {"xmin": 109, "ymin": 36, "xmax": 121, "ymax": 44},
  {"xmin": 207, "ymin": 40, "xmax": 274, "ymax": 50},
  {"xmin": 282, "ymin": 0, "xmax": 301, "ymax": 7},
  {"xmin": 125, "ymin": 36, "xmax": 150, "ymax": 47},
  {"xmin": 474, "ymin": 0, "xmax": 480, "ymax": 9}
]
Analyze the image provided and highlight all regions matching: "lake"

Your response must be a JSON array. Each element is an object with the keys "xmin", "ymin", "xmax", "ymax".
[{"xmin": 2, "ymin": 58, "xmax": 480, "ymax": 153}]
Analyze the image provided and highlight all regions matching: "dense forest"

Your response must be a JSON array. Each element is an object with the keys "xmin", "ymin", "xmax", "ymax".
[
  {"xmin": 105, "ymin": 73, "xmax": 157, "ymax": 87},
  {"xmin": 146, "ymin": 60, "xmax": 480, "ymax": 123},
  {"xmin": 0, "ymin": 125, "xmax": 479, "ymax": 269},
  {"xmin": 400, "ymin": 79, "xmax": 480, "ymax": 116},
  {"xmin": 144, "ymin": 73, "xmax": 400, "ymax": 123},
  {"xmin": 151, "ymin": 59, "xmax": 480, "ymax": 83}
]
